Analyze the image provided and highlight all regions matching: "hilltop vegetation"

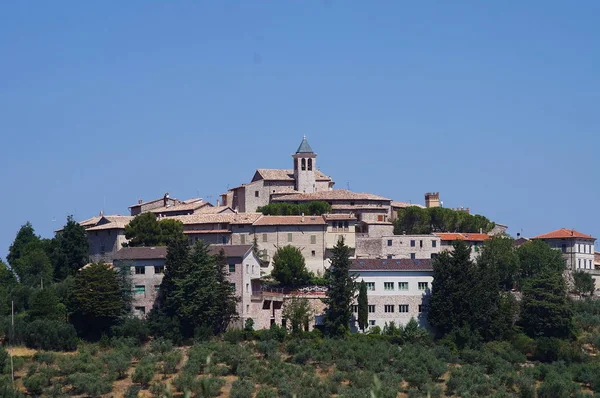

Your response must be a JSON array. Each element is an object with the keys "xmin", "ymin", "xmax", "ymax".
[{"xmin": 393, "ymin": 206, "xmax": 495, "ymax": 235}]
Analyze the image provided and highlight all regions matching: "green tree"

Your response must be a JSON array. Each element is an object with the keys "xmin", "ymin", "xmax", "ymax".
[
  {"xmin": 271, "ymin": 245, "xmax": 310, "ymax": 287},
  {"xmin": 0, "ymin": 260, "xmax": 17, "ymax": 287},
  {"xmin": 124, "ymin": 212, "xmax": 185, "ymax": 247},
  {"xmin": 7, "ymin": 222, "xmax": 40, "ymax": 266},
  {"xmin": 519, "ymin": 271, "xmax": 575, "ymax": 339},
  {"xmin": 282, "ymin": 296, "xmax": 313, "ymax": 333},
  {"xmin": 479, "ymin": 235, "xmax": 520, "ymax": 290},
  {"xmin": 28, "ymin": 288, "xmax": 64, "ymax": 321},
  {"xmin": 393, "ymin": 206, "xmax": 495, "ymax": 235},
  {"xmin": 53, "ymin": 216, "xmax": 90, "ymax": 280},
  {"xmin": 154, "ymin": 241, "xmax": 239, "ymax": 339},
  {"xmin": 322, "ymin": 238, "xmax": 356, "ymax": 337},
  {"xmin": 70, "ymin": 262, "xmax": 125, "ymax": 338},
  {"xmin": 572, "ymin": 270, "xmax": 595, "ymax": 297},
  {"xmin": 13, "ymin": 247, "xmax": 53, "ymax": 287},
  {"xmin": 257, "ymin": 201, "xmax": 332, "ymax": 216},
  {"xmin": 517, "ymin": 240, "xmax": 566, "ymax": 285},
  {"xmin": 357, "ymin": 279, "xmax": 368, "ymax": 332}
]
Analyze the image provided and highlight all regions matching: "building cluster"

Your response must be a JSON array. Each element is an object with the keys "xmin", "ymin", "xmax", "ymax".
[{"xmin": 75, "ymin": 137, "xmax": 599, "ymax": 331}]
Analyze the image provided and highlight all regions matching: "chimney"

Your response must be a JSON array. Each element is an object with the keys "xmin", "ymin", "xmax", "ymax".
[
  {"xmin": 517, "ymin": 233, "xmax": 521, "ymax": 238},
  {"xmin": 301, "ymin": 213, "xmax": 305, "ymax": 223},
  {"xmin": 163, "ymin": 192, "xmax": 169, "ymax": 207},
  {"xmin": 138, "ymin": 199, "xmax": 143, "ymax": 204},
  {"xmin": 480, "ymin": 228, "xmax": 483, "ymax": 234},
  {"xmin": 216, "ymin": 199, "xmax": 220, "ymax": 207}
]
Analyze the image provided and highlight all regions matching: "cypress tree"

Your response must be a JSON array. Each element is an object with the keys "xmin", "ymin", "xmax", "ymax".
[
  {"xmin": 357, "ymin": 279, "xmax": 368, "ymax": 332},
  {"xmin": 322, "ymin": 238, "xmax": 356, "ymax": 337}
]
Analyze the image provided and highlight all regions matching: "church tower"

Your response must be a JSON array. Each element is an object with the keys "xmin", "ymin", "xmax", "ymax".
[{"xmin": 293, "ymin": 136, "xmax": 317, "ymax": 193}]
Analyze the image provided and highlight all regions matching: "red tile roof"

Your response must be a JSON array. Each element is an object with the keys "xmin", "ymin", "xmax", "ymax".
[
  {"xmin": 434, "ymin": 233, "xmax": 490, "ymax": 242},
  {"xmin": 533, "ymin": 228, "xmax": 596, "ymax": 241},
  {"xmin": 253, "ymin": 215, "xmax": 327, "ymax": 226},
  {"xmin": 350, "ymin": 258, "xmax": 433, "ymax": 271}
]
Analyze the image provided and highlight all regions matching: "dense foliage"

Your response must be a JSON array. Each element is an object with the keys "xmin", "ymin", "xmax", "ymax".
[
  {"xmin": 393, "ymin": 206, "xmax": 495, "ymax": 234},
  {"xmin": 123, "ymin": 212, "xmax": 185, "ymax": 247},
  {"xmin": 257, "ymin": 201, "xmax": 332, "ymax": 216},
  {"xmin": 271, "ymin": 245, "xmax": 311, "ymax": 287},
  {"xmin": 357, "ymin": 279, "xmax": 368, "ymax": 332}
]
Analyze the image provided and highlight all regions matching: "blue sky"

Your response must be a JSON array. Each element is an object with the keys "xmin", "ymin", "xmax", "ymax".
[{"xmin": 1, "ymin": 1, "xmax": 599, "ymax": 260}]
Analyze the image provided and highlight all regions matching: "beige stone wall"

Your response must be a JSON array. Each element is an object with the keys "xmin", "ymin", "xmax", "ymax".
[
  {"xmin": 325, "ymin": 222, "xmax": 356, "ymax": 249},
  {"xmin": 355, "ymin": 237, "xmax": 383, "ymax": 258},
  {"xmin": 365, "ymin": 224, "xmax": 394, "ymax": 238},
  {"xmin": 113, "ymin": 258, "xmax": 166, "ymax": 315},
  {"xmin": 381, "ymin": 235, "xmax": 441, "ymax": 260},
  {"xmin": 88, "ymin": 229, "xmax": 128, "ymax": 263}
]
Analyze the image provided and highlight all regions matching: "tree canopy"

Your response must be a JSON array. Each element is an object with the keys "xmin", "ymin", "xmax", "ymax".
[
  {"xmin": 322, "ymin": 238, "xmax": 356, "ymax": 337},
  {"xmin": 393, "ymin": 206, "xmax": 495, "ymax": 235},
  {"xmin": 282, "ymin": 296, "xmax": 313, "ymax": 333},
  {"xmin": 152, "ymin": 241, "xmax": 239, "ymax": 340},
  {"xmin": 572, "ymin": 270, "xmax": 595, "ymax": 297},
  {"xmin": 53, "ymin": 216, "xmax": 90, "ymax": 280},
  {"xmin": 357, "ymin": 279, "xmax": 368, "ymax": 332},
  {"xmin": 124, "ymin": 212, "xmax": 185, "ymax": 247},
  {"xmin": 516, "ymin": 239, "xmax": 566, "ymax": 284},
  {"xmin": 7, "ymin": 222, "xmax": 39, "ymax": 267},
  {"xmin": 257, "ymin": 201, "xmax": 332, "ymax": 216},
  {"xmin": 271, "ymin": 245, "xmax": 311, "ymax": 287},
  {"xmin": 479, "ymin": 235, "xmax": 520, "ymax": 290}
]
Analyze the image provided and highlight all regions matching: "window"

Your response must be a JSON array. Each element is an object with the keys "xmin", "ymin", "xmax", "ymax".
[
  {"xmin": 398, "ymin": 282, "xmax": 408, "ymax": 290},
  {"xmin": 246, "ymin": 264, "xmax": 249, "ymax": 274},
  {"xmin": 154, "ymin": 285, "xmax": 160, "ymax": 291},
  {"xmin": 255, "ymin": 190, "xmax": 259, "ymax": 198},
  {"xmin": 135, "ymin": 266, "xmax": 145, "ymax": 275},
  {"xmin": 366, "ymin": 282, "xmax": 375, "ymax": 291},
  {"xmin": 134, "ymin": 285, "xmax": 145, "ymax": 295},
  {"xmin": 387, "ymin": 239, "xmax": 393, "ymax": 246},
  {"xmin": 420, "ymin": 240, "xmax": 423, "ymax": 248},
  {"xmin": 246, "ymin": 305, "xmax": 249, "ymax": 313},
  {"xmin": 561, "ymin": 244, "xmax": 567, "ymax": 253},
  {"xmin": 399, "ymin": 305, "xmax": 409, "ymax": 313},
  {"xmin": 311, "ymin": 235, "xmax": 317, "ymax": 244},
  {"xmin": 230, "ymin": 283, "xmax": 236, "ymax": 291},
  {"xmin": 240, "ymin": 234, "xmax": 246, "ymax": 244},
  {"xmin": 311, "ymin": 250, "xmax": 316, "ymax": 257},
  {"xmin": 222, "ymin": 236, "xmax": 228, "ymax": 244},
  {"xmin": 410, "ymin": 240, "xmax": 416, "ymax": 247},
  {"xmin": 368, "ymin": 305, "xmax": 375, "ymax": 313},
  {"xmin": 100, "ymin": 244, "xmax": 106, "ymax": 254},
  {"xmin": 384, "ymin": 282, "xmax": 394, "ymax": 291},
  {"xmin": 410, "ymin": 253, "xmax": 416, "ymax": 260},
  {"xmin": 387, "ymin": 255, "xmax": 393, "ymax": 259},
  {"xmin": 384, "ymin": 305, "xmax": 394, "ymax": 313},
  {"xmin": 352, "ymin": 305, "xmax": 358, "ymax": 313},
  {"xmin": 578, "ymin": 259, "xmax": 581, "ymax": 268},
  {"xmin": 134, "ymin": 306, "xmax": 145, "ymax": 315},
  {"xmin": 246, "ymin": 283, "xmax": 249, "ymax": 293},
  {"xmin": 377, "ymin": 215, "xmax": 384, "ymax": 222},
  {"xmin": 301, "ymin": 158, "xmax": 306, "ymax": 170},
  {"xmin": 369, "ymin": 320, "xmax": 376, "ymax": 326},
  {"xmin": 308, "ymin": 158, "xmax": 312, "ymax": 170},
  {"xmin": 288, "ymin": 233, "xmax": 293, "ymax": 242},
  {"xmin": 229, "ymin": 263, "xmax": 235, "ymax": 273},
  {"xmin": 350, "ymin": 201, "xmax": 355, "ymax": 206},
  {"xmin": 262, "ymin": 233, "xmax": 268, "ymax": 242},
  {"xmin": 418, "ymin": 305, "xmax": 423, "ymax": 313},
  {"xmin": 431, "ymin": 253, "xmax": 438, "ymax": 259},
  {"xmin": 418, "ymin": 282, "xmax": 428, "ymax": 290},
  {"xmin": 432, "ymin": 240, "xmax": 437, "ymax": 248},
  {"xmin": 154, "ymin": 266, "xmax": 164, "ymax": 274}
]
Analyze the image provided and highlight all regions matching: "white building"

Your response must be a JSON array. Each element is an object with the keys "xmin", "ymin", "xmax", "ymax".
[
  {"xmin": 533, "ymin": 228, "xmax": 596, "ymax": 271},
  {"xmin": 350, "ymin": 258, "xmax": 433, "ymax": 330}
]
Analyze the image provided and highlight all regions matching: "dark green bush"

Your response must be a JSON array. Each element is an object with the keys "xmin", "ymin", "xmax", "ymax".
[
  {"xmin": 33, "ymin": 351, "xmax": 56, "ymax": 364},
  {"xmin": 194, "ymin": 376, "xmax": 225, "ymax": 397},
  {"xmin": 533, "ymin": 337, "xmax": 562, "ymax": 362},
  {"xmin": 0, "ymin": 346, "xmax": 7, "ymax": 371},
  {"xmin": 150, "ymin": 337, "xmax": 173, "ymax": 355},
  {"xmin": 162, "ymin": 350, "xmax": 182, "ymax": 375},
  {"xmin": 67, "ymin": 373, "xmax": 113, "ymax": 397},
  {"xmin": 255, "ymin": 387, "xmax": 278, "ymax": 398},
  {"xmin": 537, "ymin": 372, "xmax": 579, "ymax": 398},
  {"xmin": 102, "ymin": 350, "xmax": 131, "ymax": 379},
  {"xmin": 124, "ymin": 385, "xmax": 141, "ymax": 398},
  {"xmin": 132, "ymin": 358, "xmax": 156, "ymax": 387},
  {"xmin": 23, "ymin": 319, "xmax": 77, "ymax": 351},
  {"xmin": 110, "ymin": 317, "xmax": 150, "ymax": 345},
  {"xmin": 230, "ymin": 378, "xmax": 255, "ymax": 398},
  {"xmin": 223, "ymin": 328, "xmax": 245, "ymax": 344},
  {"xmin": 23, "ymin": 373, "xmax": 51, "ymax": 396}
]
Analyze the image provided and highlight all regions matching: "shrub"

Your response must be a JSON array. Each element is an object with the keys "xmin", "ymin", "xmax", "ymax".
[
  {"xmin": 124, "ymin": 385, "xmax": 141, "ymax": 398},
  {"xmin": 132, "ymin": 359, "xmax": 156, "ymax": 387},
  {"xmin": 537, "ymin": 372, "xmax": 579, "ymax": 398},
  {"xmin": 223, "ymin": 328, "xmax": 245, "ymax": 344},
  {"xmin": 111, "ymin": 317, "xmax": 150, "ymax": 345},
  {"xmin": 23, "ymin": 319, "xmax": 77, "ymax": 351},
  {"xmin": 516, "ymin": 375, "xmax": 536, "ymax": 398},
  {"xmin": 194, "ymin": 376, "xmax": 225, "ymax": 397},
  {"xmin": 150, "ymin": 337, "xmax": 174, "ymax": 355},
  {"xmin": 162, "ymin": 351, "xmax": 182, "ymax": 375},
  {"xmin": 0, "ymin": 346, "xmax": 7, "ymax": 371},
  {"xmin": 256, "ymin": 387, "xmax": 278, "ymax": 398},
  {"xmin": 533, "ymin": 337, "xmax": 562, "ymax": 362},
  {"xmin": 150, "ymin": 382, "xmax": 173, "ymax": 397},
  {"xmin": 67, "ymin": 373, "xmax": 113, "ymax": 397},
  {"xmin": 23, "ymin": 373, "xmax": 51, "ymax": 396},
  {"xmin": 33, "ymin": 351, "xmax": 56, "ymax": 365},
  {"xmin": 230, "ymin": 378, "xmax": 255, "ymax": 398},
  {"xmin": 102, "ymin": 350, "xmax": 132, "ymax": 379},
  {"xmin": 173, "ymin": 372, "xmax": 196, "ymax": 393}
]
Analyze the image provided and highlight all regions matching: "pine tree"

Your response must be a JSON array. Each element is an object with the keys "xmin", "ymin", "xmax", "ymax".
[
  {"xmin": 7, "ymin": 222, "xmax": 40, "ymax": 266},
  {"xmin": 53, "ymin": 216, "xmax": 89, "ymax": 280},
  {"xmin": 322, "ymin": 238, "xmax": 356, "ymax": 337},
  {"xmin": 357, "ymin": 279, "xmax": 368, "ymax": 332}
]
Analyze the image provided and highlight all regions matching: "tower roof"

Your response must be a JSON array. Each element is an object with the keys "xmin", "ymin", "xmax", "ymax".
[{"xmin": 295, "ymin": 136, "xmax": 314, "ymax": 153}]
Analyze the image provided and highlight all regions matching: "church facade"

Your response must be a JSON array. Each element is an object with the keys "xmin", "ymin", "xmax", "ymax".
[{"xmin": 220, "ymin": 137, "xmax": 335, "ymax": 212}]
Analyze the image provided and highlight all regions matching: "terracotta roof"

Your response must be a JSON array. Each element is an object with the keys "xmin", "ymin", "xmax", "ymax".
[
  {"xmin": 331, "ymin": 205, "xmax": 389, "ymax": 211},
  {"xmin": 350, "ymin": 258, "xmax": 433, "ymax": 272},
  {"xmin": 271, "ymin": 189, "xmax": 390, "ymax": 202},
  {"xmin": 323, "ymin": 214, "xmax": 357, "ymax": 221},
  {"xmin": 194, "ymin": 206, "xmax": 234, "ymax": 214},
  {"xmin": 78, "ymin": 216, "xmax": 102, "ymax": 227},
  {"xmin": 391, "ymin": 201, "xmax": 426, "ymax": 209},
  {"xmin": 151, "ymin": 201, "xmax": 209, "ymax": 214},
  {"xmin": 208, "ymin": 245, "xmax": 253, "ymax": 258},
  {"xmin": 533, "ymin": 228, "xmax": 596, "ymax": 241},
  {"xmin": 253, "ymin": 215, "xmax": 327, "ymax": 226},
  {"xmin": 255, "ymin": 169, "xmax": 332, "ymax": 182},
  {"xmin": 434, "ymin": 233, "xmax": 490, "ymax": 242},
  {"xmin": 113, "ymin": 246, "xmax": 168, "ymax": 261},
  {"xmin": 167, "ymin": 213, "xmax": 262, "ymax": 225},
  {"xmin": 85, "ymin": 216, "xmax": 133, "ymax": 231},
  {"xmin": 129, "ymin": 197, "xmax": 180, "ymax": 209},
  {"xmin": 183, "ymin": 230, "xmax": 231, "ymax": 235}
]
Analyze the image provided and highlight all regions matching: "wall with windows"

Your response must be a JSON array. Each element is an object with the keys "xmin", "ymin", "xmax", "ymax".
[
  {"xmin": 351, "ymin": 270, "xmax": 433, "ymax": 330},
  {"xmin": 540, "ymin": 238, "xmax": 596, "ymax": 271},
  {"xmin": 113, "ymin": 258, "xmax": 167, "ymax": 316},
  {"xmin": 88, "ymin": 228, "xmax": 128, "ymax": 263},
  {"xmin": 355, "ymin": 234, "xmax": 441, "ymax": 260}
]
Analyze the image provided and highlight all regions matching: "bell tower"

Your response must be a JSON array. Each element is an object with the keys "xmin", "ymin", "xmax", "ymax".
[{"xmin": 293, "ymin": 136, "xmax": 317, "ymax": 193}]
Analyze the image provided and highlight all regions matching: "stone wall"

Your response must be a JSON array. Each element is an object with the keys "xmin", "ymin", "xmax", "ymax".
[{"xmin": 88, "ymin": 229, "xmax": 128, "ymax": 263}]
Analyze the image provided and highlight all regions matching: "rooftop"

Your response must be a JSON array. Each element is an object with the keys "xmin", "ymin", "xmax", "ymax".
[
  {"xmin": 83, "ymin": 215, "xmax": 133, "ymax": 231},
  {"xmin": 350, "ymin": 258, "xmax": 433, "ymax": 271},
  {"xmin": 113, "ymin": 246, "xmax": 168, "ymax": 261},
  {"xmin": 272, "ymin": 189, "xmax": 390, "ymax": 202},
  {"xmin": 253, "ymin": 215, "xmax": 327, "ymax": 226},
  {"xmin": 434, "ymin": 232, "xmax": 490, "ymax": 242},
  {"xmin": 323, "ymin": 214, "xmax": 358, "ymax": 221},
  {"xmin": 167, "ymin": 213, "xmax": 263, "ymax": 225},
  {"xmin": 296, "ymin": 136, "xmax": 314, "ymax": 154},
  {"xmin": 150, "ymin": 200, "xmax": 209, "ymax": 214},
  {"xmin": 533, "ymin": 228, "xmax": 596, "ymax": 241},
  {"xmin": 391, "ymin": 201, "xmax": 426, "ymax": 209},
  {"xmin": 253, "ymin": 168, "xmax": 332, "ymax": 182},
  {"xmin": 207, "ymin": 244, "xmax": 253, "ymax": 258}
]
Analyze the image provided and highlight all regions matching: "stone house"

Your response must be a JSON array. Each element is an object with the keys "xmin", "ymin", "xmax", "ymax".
[
  {"xmin": 533, "ymin": 228, "xmax": 596, "ymax": 271},
  {"xmin": 356, "ymin": 234, "xmax": 442, "ymax": 260},
  {"xmin": 350, "ymin": 258, "xmax": 433, "ymax": 331},
  {"xmin": 129, "ymin": 194, "xmax": 180, "ymax": 216},
  {"xmin": 79, "ymin": 215, "xmax": 132, "ymax": 263},
  {"xmin": 434, "ymin": 232, "xmax": 490, "ymax": 259}
]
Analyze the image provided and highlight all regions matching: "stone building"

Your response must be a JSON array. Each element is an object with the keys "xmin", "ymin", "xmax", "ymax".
[
  {"xmin": 434, "ymin": 232, "xmax": 490, "ymax": 259},
  {"xmin": 78, "ymin": 214, "xmax": 132, "ymax": 263},
  {"xmin": 221, "ymin": 137, "xmax": 335, "ymax": 213},
  {"xmin": 356, "ymin": 234, "xmax": 442, "ymax": 260},
  {"xmin": 533, "ymin": 228, "xmax": 596, "ymax": 271},
  {"xmin": 350, "ymin": 259, "xmax": 433, "ymax": 330}
]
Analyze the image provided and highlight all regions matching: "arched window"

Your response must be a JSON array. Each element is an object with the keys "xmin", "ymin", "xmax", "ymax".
[
  {"xmin": 301, "ymin": 158, "xmax": 306, "ymax": 171},
  {"xmin": 308, "ymin": 158, "xmax": 313, "ymax": 171}
]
